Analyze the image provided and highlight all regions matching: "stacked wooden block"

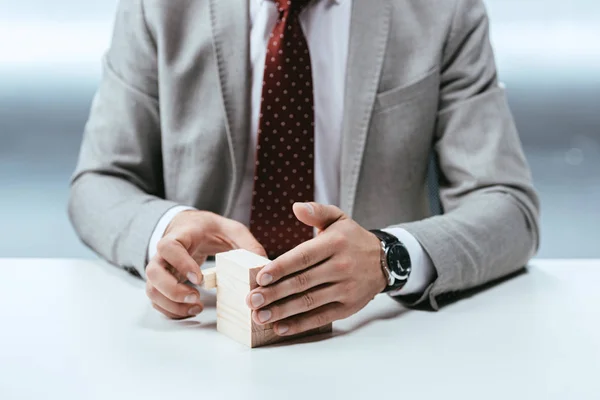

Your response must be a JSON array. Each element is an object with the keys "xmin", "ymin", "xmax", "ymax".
[{"xmin": 202, "ymin": 249, "xmax": 332, "ymax": 347}]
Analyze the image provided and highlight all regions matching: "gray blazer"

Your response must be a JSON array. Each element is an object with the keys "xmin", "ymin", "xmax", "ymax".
[{"xmin": 69, "ymin": 0, "xmax": 540, "ymax": 309}]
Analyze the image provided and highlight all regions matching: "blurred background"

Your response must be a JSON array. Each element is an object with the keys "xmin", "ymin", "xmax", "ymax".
[{"xmin": 1, "ymin": 0, "xmax": 599, "ymax": 259}]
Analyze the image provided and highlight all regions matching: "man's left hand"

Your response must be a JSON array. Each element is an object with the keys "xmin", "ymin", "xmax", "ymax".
[{"xmin": 246, "ymin": 202, "xmax": 388, "ymax": 336}]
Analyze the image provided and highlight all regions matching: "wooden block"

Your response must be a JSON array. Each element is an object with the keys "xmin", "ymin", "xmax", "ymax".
[
  {"xmin": 214, "ymin": 249, "xmax": 332, "ymax": 348},
  {"xmin": 200, "ymin": 267, "xmax": 217, "ymax": 289},
  {"xmin": 216, "ymin": 249, "xmax": 271, "ymax": 284},
  {"xmin": 215, "ymin": 250, "xmax": 269, "ymax": 347}
]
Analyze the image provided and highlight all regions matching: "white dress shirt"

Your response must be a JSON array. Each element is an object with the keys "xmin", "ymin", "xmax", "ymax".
[{"xmin": 149, "ymin": 0, "xmax": 435, "ymax": 296}]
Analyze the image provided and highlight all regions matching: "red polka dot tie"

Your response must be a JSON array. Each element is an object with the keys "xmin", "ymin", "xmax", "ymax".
[{"xmin": 249, "ymin": 0, "xmax": 315, "ymax": 260}]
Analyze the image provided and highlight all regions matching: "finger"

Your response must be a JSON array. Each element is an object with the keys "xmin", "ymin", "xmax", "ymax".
[
  {"xmin": 147, "ymin": 281, "xmax": 204, "ymax": 319},
  {"xmin": 218, "ymin": 217, "xmax": 267, "ymax": 257},
  {"xmin": 273, "ymin": 302, "xmax": 343, "ymax": 336},
  {"xmin": 292, "ymin": 202, "xmax": 346, "ymax": 231},
  {"xmin": 256, "ymin": 232, "xmax": 337, "ymax": 286},
  {"xmin": 157, "ymin": 236, "xmax": 203, "ymax": 285},
  {"xmin": 146, "ymin": 259, "xmax": 202, "ymax": 304},
  {"xmin": 247, "ymin": 261, "xmax": 337, "ymax": 309},
  {"xmin": 151, "ymin": 303, "xmax": 188, "ymax": 320},
  {"xmin": 252, "ymin": 284, "xmax": 341, "ymax": 325}
]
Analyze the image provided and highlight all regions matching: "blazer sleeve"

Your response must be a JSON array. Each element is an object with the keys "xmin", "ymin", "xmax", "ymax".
[
  {"xmin": 68, "ymin": 0, "xmax": 179, "ymax": 278},
  {"xmin": 390, "ymin": 0, "xmax": 541, "ymax": 309}
]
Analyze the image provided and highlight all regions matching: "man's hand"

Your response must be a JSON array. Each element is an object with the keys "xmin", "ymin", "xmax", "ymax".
[
  {"xmin": 146, "ymin": 210, "xmax": 266, "ymax": 319},
  {"xmin": 246, "ymin": 203, "xmax": 387, "ymax": 336}
]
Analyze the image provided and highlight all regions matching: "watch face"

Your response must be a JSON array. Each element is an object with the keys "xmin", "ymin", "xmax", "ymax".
[{"xmin": 387, "ymin": 244, "xmax": 411, "ymax": 281}]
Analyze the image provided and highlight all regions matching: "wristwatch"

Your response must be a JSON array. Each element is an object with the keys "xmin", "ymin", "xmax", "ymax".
[{"xmin": 370, "ymin": 230, "xmax": 412, "ymax": 293}]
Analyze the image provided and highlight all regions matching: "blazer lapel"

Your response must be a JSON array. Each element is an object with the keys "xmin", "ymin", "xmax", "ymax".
[
  {"xmin": 209, "ymin": 0, "xmax": 251, "ymax": 216},
  {"xmin": 340, "ymin": 0, "xmax": 391, "ymax": 216}
]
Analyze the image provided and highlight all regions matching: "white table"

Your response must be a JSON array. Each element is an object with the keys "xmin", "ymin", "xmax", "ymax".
[{"xmin": 0, "ymin": 259, "xmax": 599, "ymax": 400}]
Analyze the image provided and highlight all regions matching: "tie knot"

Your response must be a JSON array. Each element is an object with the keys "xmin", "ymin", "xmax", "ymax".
[{"xmin": 274, "ymin": 0, "xmax": 312, "ymax": 14}]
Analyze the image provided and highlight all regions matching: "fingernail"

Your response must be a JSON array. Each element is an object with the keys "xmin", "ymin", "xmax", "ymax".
[
  {"xmin": 303, "ymin": 203, "xmax": 314, "ymax": 215},
  {"xmin": 276, "ymin": 323, "xmax": 289, "ymax": 335},
  {"xmin": 187, "ymin": 272, "xmax": 199, "ymax": 285},
  {"xmin": 258, "ymin": 309, "xmax": 272, "ymax": 323},
  {"xmin": 188, "ymin": 305, "xmax": 203, "ymax": 316},
  {"xmin": 184, "ymin": 294, "xmax": 198, "ymax": 304},
  {"xmin": 260, "ymin": 273, "xmax": 273, "ymax": 286},
  {"xmin": 251, "ymin": 293, "xmax": 265, "ymax": 308}
]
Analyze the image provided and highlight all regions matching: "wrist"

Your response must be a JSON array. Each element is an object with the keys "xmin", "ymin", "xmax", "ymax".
[
  {"xmin": 148, "ymin": 206, "xmax": 197, "ymax": 263},
  {"xmin": 165, "ymin": 209, "xmax": 204, "ymax": 237}
]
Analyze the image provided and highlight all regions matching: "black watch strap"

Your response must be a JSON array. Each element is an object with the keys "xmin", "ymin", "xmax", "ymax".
[
  {"xmin": 370, "ymin": 230, "xmax": 411, "ymax": 293},
  {"xmin": 371, "ymin": 229, "xmax": 399, "ymax": 246}
]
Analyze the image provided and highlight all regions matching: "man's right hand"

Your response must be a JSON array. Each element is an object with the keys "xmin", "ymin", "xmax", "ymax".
[{"xmin": 145, "ymin": 210, "xmax": 266, "ymax": 319}]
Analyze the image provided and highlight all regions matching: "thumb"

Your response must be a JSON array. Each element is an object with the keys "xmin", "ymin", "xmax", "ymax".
[{"xmin": 292, "ymin": 202, "xmax": 346, "ymax": 231}]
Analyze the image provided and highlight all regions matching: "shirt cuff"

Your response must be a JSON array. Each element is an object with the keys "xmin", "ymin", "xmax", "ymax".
[
  {"xmin": 382, "ymin": 227, "xmax": 435, "ymax": 296},
  {"xmin": 147, "ymin": 206, "xmax": 196, "ymax": 262}
]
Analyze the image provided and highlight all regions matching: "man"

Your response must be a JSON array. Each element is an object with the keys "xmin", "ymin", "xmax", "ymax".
[{"xmin": 69, "ymin": 0, "xmax": 540, "ymax": 336}]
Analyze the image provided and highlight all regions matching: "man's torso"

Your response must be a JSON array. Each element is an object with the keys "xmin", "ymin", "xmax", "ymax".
[{"xmin": 141, "ymin": 0, "xmax": 455, "ymax": 228}]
